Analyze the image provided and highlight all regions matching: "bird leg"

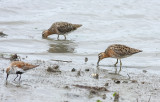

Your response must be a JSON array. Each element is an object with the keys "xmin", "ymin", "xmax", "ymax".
[
  {"xmin": 64, "ymin": 35, "xmax": 66, "ymax": 40},
  {"xmin": 57, "ymin": 35, "xmax": 60, "ymax": 40},
  {"xmin": 14, "ymin": 74, "xmax": 19, "ymax": 81},
  {"xmin": 115, "ymin": 67, "xmax": 117, "ymax": 74},
  {"xmin": 19, "ymin": 74, "xmax": 21, "ymax": 81},
  {"xmin": 118, "ymin": 59, "xmax": 122, "ymax": 73},
  {"xmin": 114, "ymin": 59, "xmax": 118, "ymax": 67},
  {"xmin": 6, "ymin": 74, "xmax": 9, "ymax": 81}
]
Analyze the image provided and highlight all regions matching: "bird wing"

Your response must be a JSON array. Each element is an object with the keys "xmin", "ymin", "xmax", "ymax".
[
  {"xmin": 22, "ymin": 65, "xmax": 39, "ymax": 70},
  {"xmin": 57, "ymin": 23, "xmax": 74, "ymax": 34},
  {"xmin": 11, "ymin": 61, "xmax": 38, "ymax": 71},
  {"xmin": 111, "ymin": 44, "xmax": 141, "ymax": 57}
]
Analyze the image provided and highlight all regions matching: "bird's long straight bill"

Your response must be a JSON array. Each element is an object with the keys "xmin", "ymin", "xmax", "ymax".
[
  {"xmin": 97, "ymin": 58, "xmax": 100, "ymax": 66},
  {"xmin": 6, "ymin": 74, "xmax": 9, "ymax": 81}
]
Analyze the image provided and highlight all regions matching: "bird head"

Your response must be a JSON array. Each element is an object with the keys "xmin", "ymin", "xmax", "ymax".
[
  {"xmin": 6, "ymin": 67, "xmax": 11, "ymax": 74},
  {"xmin": 97, "ymin": 52, "xmax": 107, "ymax": 66},
  {"xmin": 42, "ymin": 30, "xmax": 49, "ymax": 38}
]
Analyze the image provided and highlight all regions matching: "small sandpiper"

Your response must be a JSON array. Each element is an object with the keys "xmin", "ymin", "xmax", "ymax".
[
  {"xmin": 97, "ymin": 44, "xmax": 142, "ymax": 72},
  {"xmin": 6, "ymin": 61, "xmax": 39, "ymax": 81},
  {"xmin": 42, "ymin": 22, "xmax": 82, "ymax": 39}
]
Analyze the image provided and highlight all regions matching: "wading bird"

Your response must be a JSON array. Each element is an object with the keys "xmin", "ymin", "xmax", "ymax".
[
  {"xmin": 97, "ymin": 44, "xmax": 142, "ymax": 72},
  {"xmin": 42, "ymin": 22, "xmax": 82, "ymax": 39},
  {"xmin": 6, "ymin": 61, "xmax": 39, "ymax": 81}
]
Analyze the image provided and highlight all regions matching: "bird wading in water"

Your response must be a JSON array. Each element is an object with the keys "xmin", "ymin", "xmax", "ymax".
[
  {"xmin": 97, "ymin": 44, "xmax": 142, "ymax": 72},
  {"xmin": 42, "ymin": 22, "xmax": 82, "ymax": 40}
]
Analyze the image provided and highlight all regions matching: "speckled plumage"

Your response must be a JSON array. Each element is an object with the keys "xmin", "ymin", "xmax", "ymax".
[
  {"xmin": 42, "ymin": 22, "xmax": 82, "ymax": 39},
  {"xmin": 6, "ymin": 61, "xmax": 39, "ymax": 81},
  {"xmin": 105, "ymin": 44, "xmax": 142, "ymax": 58},
  {"xmin": 97, "ymin": 44, "xmax": 142, "ymax": 72}
]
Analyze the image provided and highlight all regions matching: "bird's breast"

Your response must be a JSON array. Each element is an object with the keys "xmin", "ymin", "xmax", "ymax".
[{"xmin": 10, "ymin": 67, "xmax": 25, "ymax": 74}]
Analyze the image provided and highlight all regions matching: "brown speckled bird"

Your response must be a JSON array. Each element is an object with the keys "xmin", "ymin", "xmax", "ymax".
[
  {"xmin": 6, "ymin": 61, "xmax": 39, "ymax": 81},
  {"xmin": 97, "ymin": 44, "xmax": 142, "ymax": 71},
  {"xmin": 42, "ymin": 22, "xmax": 82, "ymax": 39}
]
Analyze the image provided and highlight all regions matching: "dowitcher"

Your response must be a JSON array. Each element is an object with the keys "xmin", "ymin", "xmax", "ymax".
[
  {"xmin": 42, "ymin": 22, "xmax": 82, "ymax": 39},
  {"xmin": 97, "ymin": 44, "xmax": 142, "ymax": 72},
  {"xmin": 6, "ymin": 61, "xmax": 39, "ymax": 81}
]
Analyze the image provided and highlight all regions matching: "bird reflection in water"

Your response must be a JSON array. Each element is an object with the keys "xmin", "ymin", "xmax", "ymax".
[{"xmin": 47, "ymin": 40, "xmax": 76, "ymax": 53}]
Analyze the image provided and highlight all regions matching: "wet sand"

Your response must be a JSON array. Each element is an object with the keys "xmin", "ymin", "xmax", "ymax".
[{"xmin": 0, "ymin": 0, "xmax": 160, "ymax": 102}]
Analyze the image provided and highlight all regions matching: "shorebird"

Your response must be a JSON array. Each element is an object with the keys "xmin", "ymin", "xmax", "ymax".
[
  {"xmin": 97, "ymin": 44, "xmax": 142, "ymax": 72},
  {"xmin": 42, "ymin": 22, "xmax": 82, "ymax": 39},
  {"xmin": 6, "ymin": 61, "xmax": 39, "ymax": 81}
]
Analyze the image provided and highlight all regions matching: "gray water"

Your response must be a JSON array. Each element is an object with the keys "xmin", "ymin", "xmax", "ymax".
[{"xmin": 0, "ymin": 0, "xmax": 160, "ymax": 102}]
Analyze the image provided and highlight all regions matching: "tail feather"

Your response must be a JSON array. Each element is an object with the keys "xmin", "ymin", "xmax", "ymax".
[
  {"xmin": 73, "ymin": 24, "xmax": 82, "ymax": 28},
  {"xmin": 132, "ymin": 49, "xmax": 142, "ymax": 55},
  {"xmin": 135, "ymin": 49, "xmax": 142, "ymax": 53}
]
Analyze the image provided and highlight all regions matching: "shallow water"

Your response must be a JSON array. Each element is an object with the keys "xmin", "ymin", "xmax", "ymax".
[{"xmin": 0, "ymin": 0, "xmax": 160, "ymax": 102}]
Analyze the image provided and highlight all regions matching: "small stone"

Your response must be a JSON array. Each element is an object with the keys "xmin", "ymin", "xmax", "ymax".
[
  {"xmin": 114, "ymin": 80, "xmax": 120, "ymax": 84},
  {"xmin": 102, "ymin": 94, "xmax": 107, "ymax": 99},
  {"xmin": 71, "ymin": 68, "xmax": 76, "ymax": 72},
  {"xmin": 77, "ymin": 70, "xmax": 81, "ymax": 76},
  {"xmin": 85, "ymin": 57, "xmax": 88, "ymax": 63},
  {"xmin": 141, "ymin": 82, "xmax": 145, "ymax": 84},
  {"xmin": 10, "ymin": 54, "xmax": 20, "ymax": 61},
  {"xmin": 47, "ymin": 64, "xmax": 61, "ymax": 72},
  {"xmin": 90, "ymin": 90, "xmax": 97, "ymax": 95},
  {"xmin": 131, "ymin": 80, "xmax": 138, "ymax": 83},
  {"xmin": 122, "ymin": 81, "xmax": 128, "ymax": 83},
  {"xmin": 100, "ymin": 87, "xmax": 108, "ymax": 91},
  {"xmin": 53, "ymin": 64, "xmax": 59, "ymax": 69},
  {"xmin": 143, "ymin": 70, "xmax": 147, "ymax": 73},
  {"xmin": 85, "ymin": 69, "xmax": 89, "ymax": 71},
  {"xmin": 64, "ymin": 86, "xmax": 69, "ymax": 89},
  {"xmin": 92, "ymin": 73, "xmax": 99, "ymax": 79},
  {"xmin": 104, "ymin": 83, "xmax": 109, "ymax": 86}
]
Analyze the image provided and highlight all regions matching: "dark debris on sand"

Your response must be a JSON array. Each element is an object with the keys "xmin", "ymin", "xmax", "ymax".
[
  {"xmin": 71, "ymin": 68, "xmax": 76, "ymax": 72},
  {"xmin": 0, "ymin": 31, "xmax": 8, "ymax": 37},
  {"xmin": 10, "ymin": 54, "xmax": 21, "ymax": 61},
  {"xmin": 47, "ymin": 64, "xmax": 61, "ymax": 72},
  {"xmin": 72, "ymin": 84, "xmax": 109, "ymax": 92}
]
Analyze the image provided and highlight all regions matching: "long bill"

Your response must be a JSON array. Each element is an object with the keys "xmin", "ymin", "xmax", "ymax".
[
  {"xmin": 97, "ymin": 58, "xmax": 100, "ymax": 66},
  {"xmin": 6, "ymin": 74, "xmax": 9, "ymax": 81}
]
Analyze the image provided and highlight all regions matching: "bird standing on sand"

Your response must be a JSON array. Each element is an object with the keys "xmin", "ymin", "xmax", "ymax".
[
  {"xmin": 6, "ymin": 61, "xmax": 39, "ymax": 81},
  {"xmin": 97, "ymin": 44, "xmax": 142, "ymax": 72},
  {"xmin": 42, "ymin": 22, "xmax": 82, "ymax": 39}
]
